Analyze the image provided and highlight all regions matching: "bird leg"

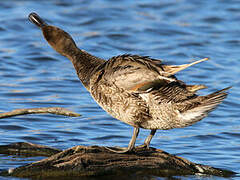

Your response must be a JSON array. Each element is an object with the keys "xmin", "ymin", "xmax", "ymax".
[
  {"xmin": 137, "ymin": 129, "xmax": 156, "ymax": 149},
  {"xmin": 105, "ymin": 127, "xmax": 139, "ymax": 153}
]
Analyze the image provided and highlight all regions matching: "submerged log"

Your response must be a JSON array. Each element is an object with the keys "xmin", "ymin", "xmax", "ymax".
[
  {"xmin": 0, "ymin": 143, "xmax": 236, "ymax": 179},
  {"xmin": 0, "ymin": 142, "xmax": 61, "ymax": 157}
]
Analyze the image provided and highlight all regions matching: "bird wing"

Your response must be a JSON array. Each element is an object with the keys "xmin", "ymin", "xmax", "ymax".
[
  {"xmin": 96, "ymin": 54, "xmax": 208, "ymax": 93},
  {"xmin": 99, "ymin": 54, "xmax": 177, "ymax": 92}
]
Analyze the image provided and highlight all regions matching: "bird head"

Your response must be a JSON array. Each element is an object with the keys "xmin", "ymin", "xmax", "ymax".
[{"xmin": 29, "ymin": 12, "xmax": 77, "ymax": 57}]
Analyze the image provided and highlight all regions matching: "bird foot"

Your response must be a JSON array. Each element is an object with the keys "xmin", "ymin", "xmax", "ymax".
[
  {"xmin": 104, "ymin": 146, "xmax": 133, "ymax": 154},
  {"xmin": 136, "ymin": 144, "xmax": 150, "ymax": 150}
]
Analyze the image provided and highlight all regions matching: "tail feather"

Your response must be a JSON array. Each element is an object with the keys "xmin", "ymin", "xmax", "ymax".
[
  {"xmin": 203, "ymin": 86, "xmax": 231, "ymax": 100},
  {"xmin": 179, "ymin": 87, "xmax": 231, "ymax": 125}
]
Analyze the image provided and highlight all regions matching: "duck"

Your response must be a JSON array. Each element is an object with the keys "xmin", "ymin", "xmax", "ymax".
[{"xmin": 28, "ymin": 12, "xmax": 230, "ymax": 153}]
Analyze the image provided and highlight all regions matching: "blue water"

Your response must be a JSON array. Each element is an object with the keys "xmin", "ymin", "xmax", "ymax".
[{"xmin": 0, "ymin": 0, "xmax": 239, "ymax": 179}]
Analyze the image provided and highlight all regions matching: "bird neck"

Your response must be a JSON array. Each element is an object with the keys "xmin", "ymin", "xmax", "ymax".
[{"xmin": 66, "ymin": 49, "xmax": 105, "ymax": 91}]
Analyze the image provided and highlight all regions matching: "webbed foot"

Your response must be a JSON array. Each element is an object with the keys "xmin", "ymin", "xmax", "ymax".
[
  {"xmin": 104, "ymin": 127, "xmax": 139, "ymax": 154},
  {"xmin": 104, "ymin": 146, "xmax": 134, "ymax": 153}
]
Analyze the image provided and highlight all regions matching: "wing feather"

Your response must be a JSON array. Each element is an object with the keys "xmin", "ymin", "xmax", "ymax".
[
  {"xmin": 95, "ymin": 55, "xmax": 209, "ymax": 94},
  {"xmin": 98, "ymin": 54, "xmax": 176, "ymax": 91}
]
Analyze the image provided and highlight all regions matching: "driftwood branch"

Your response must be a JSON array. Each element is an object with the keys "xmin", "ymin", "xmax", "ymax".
[
  {"xmin": 0, "ymin": 142, "xmax": 236, "ymax": 179},
  {"xmin": 0, "ymin": 107, "xmax": 81, "ymax": 119}
]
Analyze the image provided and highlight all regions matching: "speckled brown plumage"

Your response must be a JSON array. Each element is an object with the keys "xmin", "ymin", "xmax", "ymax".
[{"xmin": 29, "ymin": 13, "xmax": 230, "ymax": 153}]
